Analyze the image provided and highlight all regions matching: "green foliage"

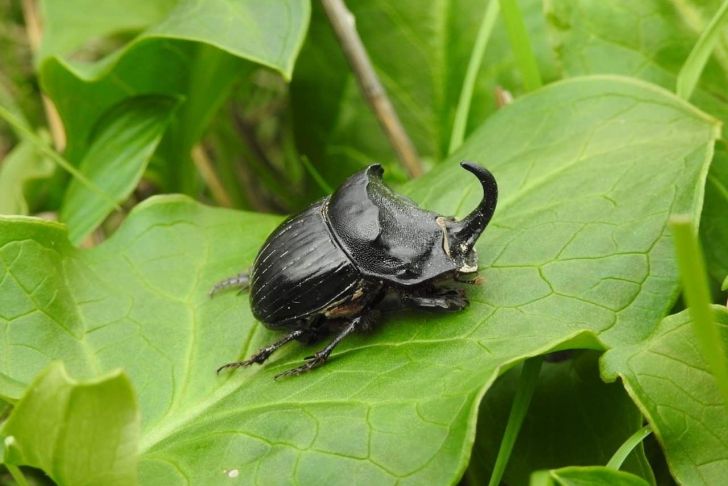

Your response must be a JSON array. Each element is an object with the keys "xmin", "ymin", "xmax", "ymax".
[
  {"xmin": 1, "ymin": 362, "xmax": 138, "ymax": 485},
  {"xmin": 2, "ymin": 0, "xmax": 728, "ymax": 484},
  {"xmin": 60, "ymin": 96, "xmax": 179, "ymax": 243},
  {"xmin": 531, "ymin": 466, "xmax": 649, "ymax": 486},
  {"xmin": 602, "ymin": 308, "xmax": 728, "ymax": 484},
  {"xmin": 1, "ymin": 74, "xmax": 723, "ymax": 483},
  {"xmin": 469, "ymin": 352, "xmax": 653, "ymax": 484}
]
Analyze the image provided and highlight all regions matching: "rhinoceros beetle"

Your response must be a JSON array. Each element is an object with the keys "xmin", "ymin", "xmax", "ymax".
[{"xmin": 212, "ymin": 161, "xmax": 498, "ymax": 378}]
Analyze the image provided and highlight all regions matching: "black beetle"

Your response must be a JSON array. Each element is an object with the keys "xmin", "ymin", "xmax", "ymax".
[{"xmin": 212, "ymin": 161, "xmax": 497, "ymax": 378}]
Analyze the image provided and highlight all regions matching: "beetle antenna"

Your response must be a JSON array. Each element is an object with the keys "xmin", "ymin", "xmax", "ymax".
[{"xmin": 448, "ymin": 162, "xmax": 498, "ymax": 250}]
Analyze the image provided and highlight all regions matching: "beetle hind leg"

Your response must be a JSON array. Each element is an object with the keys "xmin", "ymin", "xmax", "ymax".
[
  {"xmin": 275, "ymin": 315, "xmax": 365, "ymax": 379},
  {"xmin": 217, "ymin": 328, "xmax": 305, "ymax": 374},
  {"xmin": 209, "ymin": 272, "xmax": 250, "ymax": 297}
]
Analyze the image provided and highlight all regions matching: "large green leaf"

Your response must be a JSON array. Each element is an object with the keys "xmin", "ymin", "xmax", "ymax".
[
  {"xmin": 290, "ymin": 0, "xmax": 558, "ymax": 185},
  {"xmin": 0, "ymin": 362, "xmax": 138, "ymax": 485},
  {"xmin": 468, "ymin": 352, "xmax": 653, "ymax": 484},
  {"xmin": 39, "ymin": 0, "xmax": 310, "ymax": 163},
  {"xmin": 0, "ymin": 76, "xmax": 718, "ymax": 483},
  {"xmin": 531, "ymin": 466, "xmax": 649, "ymax": 486},
  {"xmin": 602, "ymin": 307, "xmax": 728, "ymax": 485},
  {"xmin": 59, "ymin": 96, "xmax": 179, "ymax": 244},
  {"xmin": 544, "ymin": 0, "xmax": 728, "ymax": 130}
]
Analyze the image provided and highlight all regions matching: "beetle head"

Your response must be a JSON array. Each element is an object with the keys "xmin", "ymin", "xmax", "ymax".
[{"xmin": 443, "ymin": 162, "xmax": 498, "ymax": 273}]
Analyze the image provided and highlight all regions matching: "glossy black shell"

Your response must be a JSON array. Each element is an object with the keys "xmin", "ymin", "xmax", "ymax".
[
  {"xmin": 249, "ymin": 202, "xmax": 363, "ymax": 329},
  {"xmin": 250, "ymin": 164, "xmax": 457, "ymax": 328}
]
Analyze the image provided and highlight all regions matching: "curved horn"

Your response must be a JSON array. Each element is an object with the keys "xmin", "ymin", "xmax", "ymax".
[{"xmin": 448, "ymin": 161, "xmax": 498, "ymax": 249}]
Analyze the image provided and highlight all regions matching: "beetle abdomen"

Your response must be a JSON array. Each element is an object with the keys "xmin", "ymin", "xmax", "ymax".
[{"xmin": 249, "ymin": 201, "xmax": 361, "ymax": 328}]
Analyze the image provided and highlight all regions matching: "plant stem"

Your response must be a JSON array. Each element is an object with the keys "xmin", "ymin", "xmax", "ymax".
[
  {"xmin": 448, "ymin": 0, "xmax": 500, "ymax": 154},
  {"xmin": 676, "ymin": 0, "xmax": 728, "ymax": 100},
  {"xmin": 488, "ymin": 357, "xmax": 543, "ymax": 486},
  {"xmin": 191, "ymin": 145, "xmax": 234, "ymax": 207},
  {"xmin": 606, "ymin": 425, "xmax": 652, "ymax": 469},
  {"xmin": 670, "ymin": 216, "xmax": 728, "ymax": 410},
  {"xmin": 0, "ymin": 106, "xmax": 121, "ymax": 210},
  {"xmin": 320, "ymin": 0, "xmax": 423, "ymax": 177},
  {"xmin": 499, "ymin": 0, "xmax": 542, "ymax": 92},
  {"xmin": 6, "ymin": 465, "xmax": 29, "ymax": 486},
  {"xmin": 21, "ymin": 0, "xmax": 66, "ymax": 150}
]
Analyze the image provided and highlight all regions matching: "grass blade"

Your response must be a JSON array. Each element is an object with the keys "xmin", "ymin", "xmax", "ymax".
[
  {"xmin": 606, "ymin": 425, "xmax": 652, "ymax": 470},
  {"xmin": 488, "ymin": 357, "xmax": 543, "ymax": 486},
  {"xmin": 448, "ymin": 0, "xmax": 500, "ymax": 154},
  {"xmin": 6, "ymin": 465, "xmax": 29, "ymax": 486},
  {"xmin": 0, "ymin": 106, "xmax": 120, "ymax": 211},
  {"xmin": 498, "ymin": 0, "xmax": 542, "ymax": 92},
  {"xmin": 676, "ymin": 0, "xmax": 728, "ymax": 100},
  {"xmin": 670, "ymin": 216, "xmax": 728, "ymax": 410}
]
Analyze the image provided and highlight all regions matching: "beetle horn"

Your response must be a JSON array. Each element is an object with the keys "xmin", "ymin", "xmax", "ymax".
[{"xmin": 447, "ymin": 162, "xmax": 498, "ymax": 250}]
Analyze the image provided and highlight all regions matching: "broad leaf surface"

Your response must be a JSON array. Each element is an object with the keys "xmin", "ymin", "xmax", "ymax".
[
  {"xmin": 544, "ymin": 0, "xmax": 728, "ymax": 129},
  {"xmin": 39, "ymin": 0, "xmax": 309, "ymax": 162},
  {"xmin": 532, "ymin": 466, "xmax": 649, "ymax": 486},
  {"xmin": 0, "ymin": 76, "xmax": 718, "ymax": 483},
  {"xmin": 59, "ymin": 96, "xmax": 179, "ymax": 244},
  {"xmin": 290, "ymin": 0, "xmax": 558, "ymax": 185},
  {"xmin": 602, "ymin": 307, "xmax": 728, "ymax": 485},
  {"xmin": 468, "ymin": 352, "xmax": 653, "ymax": 484},
  {"xmin": 0, "ymin": 362, "xmax": 138, "ymax": 485}
]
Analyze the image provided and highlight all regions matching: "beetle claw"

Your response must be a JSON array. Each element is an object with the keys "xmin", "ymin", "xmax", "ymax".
[
  {"xmin": 275, "ymin": 352, "xmax": 329, "ymax": 380},
  {"xmin": 216, "ymin": 359, "xmax": 255, "ymax": 374}
]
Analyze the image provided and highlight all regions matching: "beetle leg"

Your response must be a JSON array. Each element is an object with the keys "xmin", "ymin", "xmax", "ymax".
[
  {"xmin": 209, "ymin": 272, "xmax": 250, "ymax": 297},
  {"xmin": 275, "ymin": 316, "xmax": 363, "ymax": 379},
  {"xmin": 455, "ymin": 273, "xmax": 484, "ymax": 285},
  {"xmin": 400, "ymin": 288, "xmax": 469, "ymax": 311},
  {"xmin": 216, "ymin": 328, "xmax": 305, "ymax": 373}
]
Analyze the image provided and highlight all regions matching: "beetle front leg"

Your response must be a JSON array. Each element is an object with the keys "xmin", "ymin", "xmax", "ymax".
[
  {"xmin": 217, "ymin": 328, "xmax": 305, "ymax": 373},
  {"xmin": 400, "ymin": 288, "xmax": 469, "ymax": 311},
  {"xmin": 275, "ymin": 316, "xmax": 364, "ymax": 379},
  {"xmin": 209, "ymin": 272, "xmax": 250, "ymax": 297}
]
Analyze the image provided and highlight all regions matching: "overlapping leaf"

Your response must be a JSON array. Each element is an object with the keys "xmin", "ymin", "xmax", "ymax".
[
  {"xmin": 0, "ymin": 76, "xmax": 719, "ymax": 483},
  {"xmin": 38, "ymin": 0, "xmax": 310, "ymax": 162},
  {"xmin": 468, "ymin": 352, "xmax": 653, "ymax": 484},
  {"xmin": 544, "ymin": 0, "xmax": 728, "ymax": 127},
  {"xmin": 602, "ymin": 308, "xmax": 728, "ymax": 485},
  {"xmin": 59, "ymin": 96, "xmax": 179, "ymax": 243},
  {"xmin": 0, "ymin": 363, "xmax": 138, "ymax": 485}
]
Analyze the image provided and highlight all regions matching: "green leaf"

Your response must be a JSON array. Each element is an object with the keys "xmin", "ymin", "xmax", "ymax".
[
  {"xmin": 676, "ymin": 0, "xmax": 728, "ymax": 100},
  {"xmin": 0, "ymin": 76, "xmax": 718, "ymax": 483},
  {"xmin": 469, "ymin": 352, "xmax": 653, "ymax": 485},
  {"xmin": 602, "ymin": 307, "xmax": 728, "ymax": 485},
  {"xmin": 59, "ymin": 96, "xmax": 179, "ymax": 244},
  {"xmin": 0, "ymin": 140, "xmax": 54, "ymax": 215},
  {"xmin": 0, "ymin": 362, "xmax": 138, "ymax": 486},
  {"xmin": 545, "ymin": 0, "xmax": 728, "ymax": 132},
  {"xmin": 39, "ymin": 0, "xmax": 310, "ymax": 163},
  {"xmin": 531, "ymin": 466, "xmax": 649, "ymax": 486},
  {"xmin": 291, "ymin": 0, "xmax": 558, "ymax": 184},
  {"xmin": 702, "ymin": 148, "xmax": 728, "ymax": 285}
]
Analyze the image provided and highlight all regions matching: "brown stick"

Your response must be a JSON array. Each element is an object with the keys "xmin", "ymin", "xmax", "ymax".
[
  {"xmin": 191, "ymin": 145, "xmax": 234, "ymax": 208},
  {"xmin": 21, "ymin": 0, "xmax": 66, "ymax": 151},
  {"xmin": 320, "ymin": 0, "xmax": 423, "ymax": 177}
]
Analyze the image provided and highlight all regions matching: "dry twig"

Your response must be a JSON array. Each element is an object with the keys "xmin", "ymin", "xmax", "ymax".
[{"xmin": 321, "ymin": 0, "xmax": 423, "ymax": 177}]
